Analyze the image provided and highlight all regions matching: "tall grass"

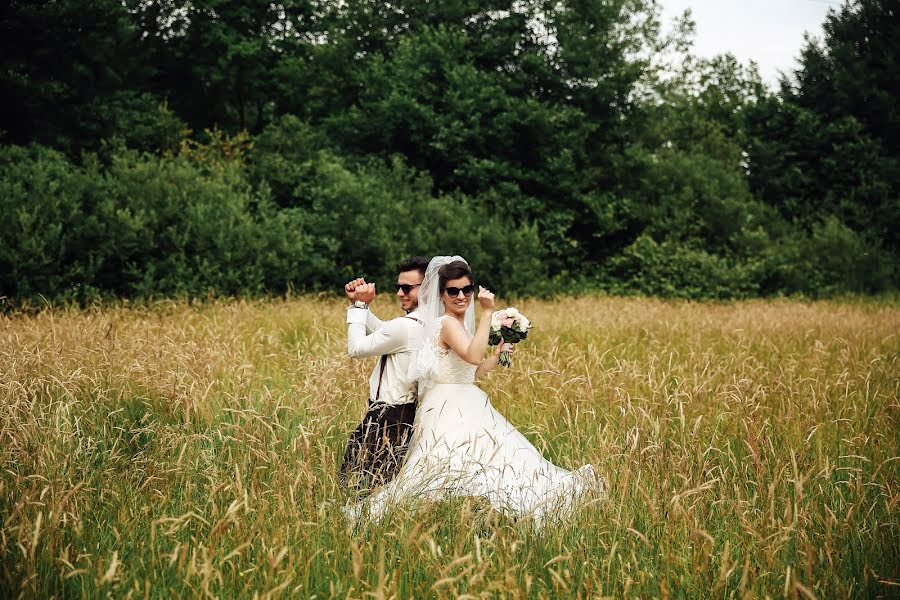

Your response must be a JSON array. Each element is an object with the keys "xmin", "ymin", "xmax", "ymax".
[{"xmin": 1, "ymin": 296, "xmax": 898, "ymax": 598}]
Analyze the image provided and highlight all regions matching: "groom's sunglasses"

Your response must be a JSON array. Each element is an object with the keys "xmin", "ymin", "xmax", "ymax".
[
  {"xmin": 394, "ymin": 283, "xmax": 421, "ymax": 294},
  {"xmin": 443, "ymin": 285, "xmax": 476, "ymax": 298}
]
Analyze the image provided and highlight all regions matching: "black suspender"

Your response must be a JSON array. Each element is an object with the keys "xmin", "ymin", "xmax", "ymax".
[
  {"xmin": 374, "ymin": 354, "xmax": 387, "ymax": 401},
  {"xmin": 372, "ymin": 314, "xmax": 421, "ymax": 403}
]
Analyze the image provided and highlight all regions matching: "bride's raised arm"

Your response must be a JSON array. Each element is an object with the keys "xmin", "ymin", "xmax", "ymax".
[{"xmin": 441, "ymin": 286, "xmax": 494, "ymax": 365}]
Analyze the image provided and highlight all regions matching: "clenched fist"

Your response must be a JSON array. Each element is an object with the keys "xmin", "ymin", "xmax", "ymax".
[
  {"xmin": 344, "ymin": 277, "xmax": 366, "ymax": 301},
  {"xmin": 355, "ymin": 283, "xmax": 376, "ymax": 304},
  {"xmin": 477, "ymin": 286, "xmax": 495, "ymax": 310}
]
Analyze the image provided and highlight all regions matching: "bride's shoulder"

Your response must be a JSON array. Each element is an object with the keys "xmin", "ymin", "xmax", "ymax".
[
  {"xmin": 438, "ymin": 314, "xmax": 461, "ymax": 329},
  {"xmin": 436, "ymin": 315, "xmax": 466, "ymax": 338},
  {"xmin": 434, "ymin": 314, "xmax": 449, "ymax": 332},
  {"xmin": 436, "ymin": 315, "xmax": 463, "ymax": 353}
]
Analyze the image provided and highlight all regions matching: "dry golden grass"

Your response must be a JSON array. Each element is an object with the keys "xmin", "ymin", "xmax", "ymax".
[{"xmin": 1, "ymin": 295, "xmax": 898, "ymax": 598}]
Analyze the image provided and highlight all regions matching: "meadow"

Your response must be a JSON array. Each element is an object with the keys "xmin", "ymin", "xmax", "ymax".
[{"xmin": 1, "ymin": 295, "xmax": 897, "ymax": 598}]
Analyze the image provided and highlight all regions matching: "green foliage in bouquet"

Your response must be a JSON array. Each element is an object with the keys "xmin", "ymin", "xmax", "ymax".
[{"xmin": 489, "ymin": 324, "xmax": 530, "ymax": 347}]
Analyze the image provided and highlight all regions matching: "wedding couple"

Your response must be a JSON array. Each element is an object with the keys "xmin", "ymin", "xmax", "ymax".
[{"xmin": 340, "ymin": 255, "xmax": 605, "ymax": 524}]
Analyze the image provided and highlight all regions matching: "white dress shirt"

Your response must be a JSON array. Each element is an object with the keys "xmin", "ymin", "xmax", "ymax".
[{"xmin": 347, "ymin": 307, "xmax": 423, "ymax": 406}]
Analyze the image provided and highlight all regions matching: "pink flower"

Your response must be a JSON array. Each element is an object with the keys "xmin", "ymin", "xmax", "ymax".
[{"xmin": 501, "ymin": 316, "xmax": 515, "ymax": 327}]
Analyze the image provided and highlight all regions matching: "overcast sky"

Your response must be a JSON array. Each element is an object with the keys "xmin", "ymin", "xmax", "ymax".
[{"xmin": 657, "ymin": 0, "xmax": 840, "ymax": 86}]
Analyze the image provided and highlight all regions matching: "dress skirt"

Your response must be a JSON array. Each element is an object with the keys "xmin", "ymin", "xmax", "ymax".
[{"xmin": 347, "ymin": 383, "xmax": 602, "ymax": 524}]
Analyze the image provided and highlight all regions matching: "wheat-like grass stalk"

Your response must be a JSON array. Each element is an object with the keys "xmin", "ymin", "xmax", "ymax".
[{"xmin": 1, "ymin": 296, "xmax": 897, "ymax": 597}]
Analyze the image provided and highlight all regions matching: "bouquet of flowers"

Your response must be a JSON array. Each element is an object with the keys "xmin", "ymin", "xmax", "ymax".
[{"xmin": 489, "ymin": 307, "xmax": 532, "ymax": 367}]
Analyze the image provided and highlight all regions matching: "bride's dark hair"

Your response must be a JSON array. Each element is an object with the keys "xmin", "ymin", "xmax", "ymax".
[{"xmin": 438, "ymin": 260, "xmax": 473, "ymax": 292}]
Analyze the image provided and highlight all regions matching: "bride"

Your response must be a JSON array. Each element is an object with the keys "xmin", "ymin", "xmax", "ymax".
[{"xmin": 345, "ymin": 256, "xmax": 605, "ymax": 525}]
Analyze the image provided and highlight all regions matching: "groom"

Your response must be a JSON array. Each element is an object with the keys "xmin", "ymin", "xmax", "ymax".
[{"xmin": 340, "ymin": 256, "xmax": 429, "ymax": 494}]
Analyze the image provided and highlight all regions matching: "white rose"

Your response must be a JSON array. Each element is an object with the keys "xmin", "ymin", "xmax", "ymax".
[{"xmin": 505, "ymin": 307, "xmax": 520, "ymax": 318}]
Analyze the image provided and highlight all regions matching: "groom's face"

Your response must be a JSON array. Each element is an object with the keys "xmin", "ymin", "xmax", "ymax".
[{"xmin": 396, "ymin": 270, "xmax": 424, "ymax": 312}]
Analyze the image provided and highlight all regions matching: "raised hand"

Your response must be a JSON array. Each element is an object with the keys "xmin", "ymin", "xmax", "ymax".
[
  {"xmin": 477, "ymin": 286, "xmax": 495, "ymax": 310},
  {"xmin": 344, "ymin": 277, "xmax": 366, "ymax": 301},
  {"xmin": 356, "ymin": 282, "xmax": 377, "ymax": 304}
]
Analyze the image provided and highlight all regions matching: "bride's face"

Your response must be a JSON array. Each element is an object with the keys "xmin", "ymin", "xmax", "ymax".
[{"xmin": 441, "ymin": 276, "xmax": 474, "ymax": 318}]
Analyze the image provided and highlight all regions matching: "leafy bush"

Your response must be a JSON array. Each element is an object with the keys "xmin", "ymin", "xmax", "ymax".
[
  {"xmin": 100, "ymin": 151, "xmax": 268, "ymax": 296},
  {"xmin": 760, "ymin": 216, "xmax": 896, "ymax": 297},
  {"xmin": 601, "ymin": 235, "xmax": 760, "ymax": 299},
  {"xmin": 1, "ymin": 142, "xmax": 549, "ymax": 305},
  {"xmin": 246, "ymin": 115, "xmax": 331, "ymax": 208},
  {"xmin": 0, "ymin": 144, "xmax": 315, "ymax": 304},
  {"xmin": 277, "ymin": 152, "xmax": 549, "ymax": 293},
  {"xmin": 1, "ymin": 131, "xmax": 893, "ymax": 305},
  {"xmin": 0, "ymin": 145, "xmax": 104, "ymax": 302}
]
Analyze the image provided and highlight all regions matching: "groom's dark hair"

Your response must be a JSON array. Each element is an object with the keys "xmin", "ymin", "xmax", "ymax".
[
  {"xmin": 397, "ymin": 256, "xmax": 430, "ymax": 277},
  {"xmin": 438, "ymin": 260, "xmax": 473, "ymax": 291}
]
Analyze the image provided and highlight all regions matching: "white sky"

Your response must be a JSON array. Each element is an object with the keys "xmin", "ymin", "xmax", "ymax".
[{"xmin": 657, "ymin": 0, "xmax": 840, "ymax": 86}]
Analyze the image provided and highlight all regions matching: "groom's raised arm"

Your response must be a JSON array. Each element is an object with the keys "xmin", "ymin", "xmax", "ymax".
[
  {"xmin": 345, "ymin": 277, "xmax": 384, "ymax": 333},
  {"xmin": 347, "ymin": 311, "xmax": 408, "ymax": 358},
  {"xmin": 365, "ymin": 310, "xmax": 384, "ymax": 333}
]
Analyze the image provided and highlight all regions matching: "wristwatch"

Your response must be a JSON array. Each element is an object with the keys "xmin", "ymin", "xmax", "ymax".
[{"xmin": 350, "ymin": 301, "xmax": 369, "ymax": 309}]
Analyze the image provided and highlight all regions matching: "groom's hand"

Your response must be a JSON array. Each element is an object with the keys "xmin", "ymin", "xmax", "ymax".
[
  {"xmin": 356, "ymin": 283, "xmax": 376, "ymax": 304},
  {"xmin": 345, "ymin": 277, "xmax": 366, "ymax": 301}
]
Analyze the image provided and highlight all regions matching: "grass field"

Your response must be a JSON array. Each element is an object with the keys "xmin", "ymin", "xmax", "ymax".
[{"xmin": 1, "ymin": 295, "xmax": 898, "ymax": 598}]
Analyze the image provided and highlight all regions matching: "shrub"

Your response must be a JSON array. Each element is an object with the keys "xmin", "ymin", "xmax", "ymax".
[
  {"xmin": 761, "ymin": 216, "xmax": 896, "ymax": 297},
  {"xmin": 1, "ymin": 142, "xmax": 548, "ymax": 305},
  {"xmin": 0, "ymin": 145, "xmax": 105, "ymax": 302},
  {"xmin": 246, "ymin": 115, "xmax": 331, "ymax": 208},
  {"xmin": 0, "ymin": 144, "xmax": 316, "ymax": 304},
  {"xmin": 289, "ymin": 153, "xmax": 549, "ymax": 294},
  {"xmin": 602, "ymin": 235, "xmax": 760, "ymax": 299}
]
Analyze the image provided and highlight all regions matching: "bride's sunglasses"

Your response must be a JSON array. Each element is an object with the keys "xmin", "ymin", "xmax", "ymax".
[
  {"xmin": 394, "ymin": 283, "xmax": 421, "ymax": 294},
  {"xmin": 443, "ymin": 284, "xmax": 476, "ymax": 298}
]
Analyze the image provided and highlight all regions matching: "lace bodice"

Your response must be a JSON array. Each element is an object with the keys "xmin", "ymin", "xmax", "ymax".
[{"xmin": 435, "ymin": 317, "xmax": 477, "ymax": 384}]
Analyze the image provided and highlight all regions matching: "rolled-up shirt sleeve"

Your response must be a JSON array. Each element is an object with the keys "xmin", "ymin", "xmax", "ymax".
[{"xmin": 347, "ymin": 309, "xmax": 407, "ymax": 358}]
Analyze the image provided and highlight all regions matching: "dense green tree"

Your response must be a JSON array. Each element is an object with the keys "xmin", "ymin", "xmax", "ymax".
[
  {"xmin": 794, "ymin": 0, "xmax": 899, "ymax": 154},
  {"xmin": 312, "ymin": 0, "xmax": 670, "ymax": 272},
  {"xmin": 746, "ymin": 0, "xmax": 899, "ymax": 256},
  {"xmin": 246, "ymin": 114, "xmax": 332, "ymax": 207},
  {"xmin": 1, "ymin": 0, "xmax": 897, "ymax": 302},
  {"xmin": 602, "ymin": 50, "xmax": 776, "ymax": 298},
  {"xmin": 135, "ymin": 0, "xmax": 322, "ymax": 132},
  {"xmin": 0, "ymin": 0, "xmax": 184, "ymax": 153}
]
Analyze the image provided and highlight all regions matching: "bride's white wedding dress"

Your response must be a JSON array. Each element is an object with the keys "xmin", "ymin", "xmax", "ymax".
[{"xmin": 345, "ymin": 316, "xmax": 605, "ymax": 525}]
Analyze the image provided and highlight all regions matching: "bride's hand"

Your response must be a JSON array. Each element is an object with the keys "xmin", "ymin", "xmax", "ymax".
[
  {"xmin": 480, "ymin": 342, "xmax": 514, "ymax": 375},
  {"xmin": 477, "ymin": 286, "xmax": 495, "ymax": 310},
  {"xmin": 492, "ymin": 342, "xmax": 514, "ymax": 356}
]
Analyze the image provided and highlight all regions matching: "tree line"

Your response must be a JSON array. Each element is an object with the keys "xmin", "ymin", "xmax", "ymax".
[{"xmin": 1, "ymin": 0, "xmax": 897, "ymax": 304}]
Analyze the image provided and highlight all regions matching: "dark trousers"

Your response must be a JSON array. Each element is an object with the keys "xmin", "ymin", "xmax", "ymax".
[{"xmin": 340, "ymin": 401, "xmax": 417, "ymax": 494}]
